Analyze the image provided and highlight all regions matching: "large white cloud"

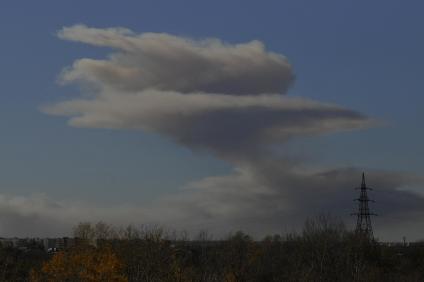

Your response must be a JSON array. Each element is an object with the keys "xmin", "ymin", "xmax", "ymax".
[
  {"xmin": 46, "ymin": 25, "xmax": 372, "ymax": 158},
  {"xmin": 35, "ymin": 25, "xmax": 424, "ymax": 240}
]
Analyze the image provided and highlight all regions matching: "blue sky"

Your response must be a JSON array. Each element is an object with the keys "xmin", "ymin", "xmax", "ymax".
[{"xmin": 0, "ymin": 0, "xmax": 423, "ymax": 238}]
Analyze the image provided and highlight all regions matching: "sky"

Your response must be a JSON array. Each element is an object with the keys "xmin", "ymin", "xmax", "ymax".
[{"xmin": 0, "ymin": 0, "xmax": 423, "ymax": 241}]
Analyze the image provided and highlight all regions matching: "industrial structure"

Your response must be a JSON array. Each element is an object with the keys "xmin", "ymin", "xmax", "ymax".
[{"xmin": 352, "ymin": 173, "xmax": 376, "ymax": 238}]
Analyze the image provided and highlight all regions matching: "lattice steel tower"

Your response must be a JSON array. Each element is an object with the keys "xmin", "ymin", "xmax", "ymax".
[{"xmin": 352, "ymin": 173, "xmax": 376, "ymax": 238}]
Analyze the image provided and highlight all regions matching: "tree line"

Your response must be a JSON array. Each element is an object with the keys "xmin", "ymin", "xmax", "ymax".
[{"xmin": 0, "ymin": 215, "xmax": 423, "ymax": 281}]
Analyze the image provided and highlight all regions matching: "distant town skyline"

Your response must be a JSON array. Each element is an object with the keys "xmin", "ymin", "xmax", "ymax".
[{"xmin": 0, "ymin": 0, "xmax": 423, "ymax": 241}]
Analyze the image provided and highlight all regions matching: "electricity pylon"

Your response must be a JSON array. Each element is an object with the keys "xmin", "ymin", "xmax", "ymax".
[{"xmin": 352, "ymin": 172, "xmax": 376, "ymax": 238}]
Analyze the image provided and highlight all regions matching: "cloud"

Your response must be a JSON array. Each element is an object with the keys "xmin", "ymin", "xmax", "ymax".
[
  {"xmin": 43, "ymin": 90, "xmax": 371, "ymax": 158},
  {"xmin": 46, "ymin": 25, "xmax": 372, "ymax": 158},
  {"xmin": 1, "ymin": 168, "xmax": 423, "ymax": 241},
  {"xmin": 145, "ymin": 165, "xmax": 424, "ymax": 241},
  {"xmin": 0, "ymin": 193, "xmax": 151, "ymax": 238},
  {"xmin": 37, "ymin": 25, "xmax": 424, "ymax": 240},
  {"xmin": 57, "ymin": 25, "xmax": 294, "ymax": 95}
]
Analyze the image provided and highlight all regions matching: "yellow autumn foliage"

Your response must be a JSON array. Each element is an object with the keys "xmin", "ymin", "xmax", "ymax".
[{"xmin": 30, "ymin": 246, "xmax": 127, "ymax": 282}]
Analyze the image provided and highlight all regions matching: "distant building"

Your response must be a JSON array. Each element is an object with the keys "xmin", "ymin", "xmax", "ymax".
[{"xmin": 42, "ymin": 237, "xmax": 76, "ymax": 251}]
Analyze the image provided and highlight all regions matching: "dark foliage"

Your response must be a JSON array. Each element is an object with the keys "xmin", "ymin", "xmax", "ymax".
[{"xmin": 2, "ymin": 217, "xmax": 424, "ymax": 281}]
